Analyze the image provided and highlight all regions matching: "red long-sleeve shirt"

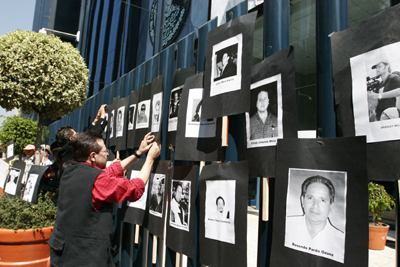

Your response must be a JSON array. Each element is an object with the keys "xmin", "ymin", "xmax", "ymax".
[{"xmin": 81, "ymin": 162, "xmax": 145, "ymax": 211}]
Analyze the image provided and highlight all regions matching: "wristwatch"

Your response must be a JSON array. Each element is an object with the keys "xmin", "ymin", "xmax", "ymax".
[
  {"xmin": 133, "ymin": 150, "xmax": 140, "ymax": 158},
  {"xmin": 378, "ymin": 92, "xmax": 382, "ymax": 100}
]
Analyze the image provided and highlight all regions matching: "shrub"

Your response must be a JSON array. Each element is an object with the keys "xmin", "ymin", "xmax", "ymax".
[
  {"xmin": 368, "ymin": 182, "xmax": 396, "ymax": 224},
  {"xmin": 0, "ymin": 115, "xmax": 48, "ymax": 159},
  {"xmin": 0, "ymin": 193, "xmax": 57, "ymax": 231}
]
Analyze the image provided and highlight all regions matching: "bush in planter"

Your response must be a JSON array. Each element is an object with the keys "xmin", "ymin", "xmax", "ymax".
[
  {"xmin": 0, "ymin": 193, "xmax": 57, "ymax": 264},
  {"xmin": 368, "ymin": 182, "xmax": 396, "ymax": 250},
  {"xmin": 0, "ymin": 192, "xmax": 57, "ymax": 231},
  {"xmin": 368, "ymin": 182, "xmax": 396, "ymax": 225}
]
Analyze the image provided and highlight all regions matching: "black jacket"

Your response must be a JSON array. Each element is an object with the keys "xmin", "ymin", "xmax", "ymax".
[{"xmin": 48, "ymin": 162, "xmax": 115, "ymax": 267}]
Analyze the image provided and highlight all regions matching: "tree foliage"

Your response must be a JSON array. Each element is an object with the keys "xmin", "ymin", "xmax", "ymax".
[
  {"xmin": 0, "ymin": 30, "xmax": 89, "ymax": 120},
  {"xmin": 0, "ymin": 116, "xmax": 48, "ymax": 158}
]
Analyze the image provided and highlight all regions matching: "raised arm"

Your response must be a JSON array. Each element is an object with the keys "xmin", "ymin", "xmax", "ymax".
[
  {"xmin": 119, "ymin": 132, "xmax": 156, "ymax": 171},
  {"xmin": 136, "ymin": 141, "xmax": 161, "ymax": 184}
]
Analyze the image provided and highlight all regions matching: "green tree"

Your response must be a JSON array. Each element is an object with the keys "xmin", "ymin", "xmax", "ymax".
[
  {"xmin": 0, "ymin": 30, "xmax": 89, "ymax": 164},
  {"xmin": 0, "ymin": 116, "xmax": 48, "ymax": 160}
]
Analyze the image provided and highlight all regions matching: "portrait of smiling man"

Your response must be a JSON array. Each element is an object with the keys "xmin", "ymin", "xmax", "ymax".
[{"xmin": 284, "ymin": 169, "xmax": 346, "ymax": 264}]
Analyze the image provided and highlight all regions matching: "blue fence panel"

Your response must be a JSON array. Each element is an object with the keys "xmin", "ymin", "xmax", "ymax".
[
  {"xmin": 79, "ymin": 99, "xmax": 88, "ymax": 132},
  {"xmin": 144, "ymin": 55, "xmax": 160, "ymax": 84},
  {"xmin": 177, "ymin": 32, "xmax": 195, "ymax": 69},
  {"xmin": 133, "ymin": 63, "xmax": 145, "ymax": 91},
  {"xmin": 98, "ymin": 85, "xmax": 106, "ymax": 106},
  {"xmin": 114, "ymin": 76, "xmax": 123, "ymax": 98},
  {"xmin": 72, "ymin": 108, "xmax": 82, "ymax": 133},
  {"xmin": 93, "ymin": 90, "xmax": 100, "ymax": 120},
  {"xmin": 124, "ymin": 71, "xmax": 134, "ymax": 97},
  {"xmin": 196, "ymin": 18, "xmax": 217, "ymax": 73},
  {"xmin": 59, "ymin": 114, "xmax": 66, "ymax": 129},
  {"xmin": 104, "ymin": 83, "xmax": 114, "ymax": 105}
]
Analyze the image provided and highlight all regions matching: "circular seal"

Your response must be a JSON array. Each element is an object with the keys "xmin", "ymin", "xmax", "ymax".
[{"xmin": 149, "ymin": 0, "xmax": 191, "ymax": 49}]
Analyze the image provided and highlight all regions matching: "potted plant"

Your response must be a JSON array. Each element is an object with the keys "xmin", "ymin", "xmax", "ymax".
[
  {"xmin": 368, "ymin": 182, "xmax": 396, "ymax": 250},
  {"xmin": 0, "ymin": 193, "xmax": 57, "ymax": 266}
]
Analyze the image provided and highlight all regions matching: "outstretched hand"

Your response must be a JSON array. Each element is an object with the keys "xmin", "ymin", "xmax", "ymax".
[
  {"xmin": 147, "ymin": 141, "xmax": 161, "ymax": 160},
  {"xmin": 137, "ymin": 132, "xmax": 155, "ymax": 155},
  {"xmin": 96, "ymin": 104, "xmax": 107, "ymax": 119},
  {"xmin": 93, "ymin": 104, "xmax": 107, "ymax": 124}
]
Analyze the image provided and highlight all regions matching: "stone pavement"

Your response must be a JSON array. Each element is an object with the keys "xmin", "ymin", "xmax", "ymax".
[
  {"xmin": 368, "ymin": 229, "xmax": 396, "ymax": 267},
  {"xmin": 246, "ymin": 209, "xmax": 396, "ymax": 267}
]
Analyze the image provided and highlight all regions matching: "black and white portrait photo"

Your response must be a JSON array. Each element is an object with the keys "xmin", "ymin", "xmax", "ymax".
[
  {"xmin": 7, "ymin": 142, "xmax": 14, "ymax": 160},
  {"xmin": 170, "ymin": 180, "xmax": 191, "ymax": 231},
  {"xmin": 285, "ymin": 168, "xmax": 347, "ymax": 263},
  {"xmin": 246, "ymin": 74, "xmax": 283, "ymax": 148},
  {"xmin": 214, "ymin": 44, "xmax": 237, "ymax": 82},
  {"xmin": 210, "ymin": 34, "xmax": 242, "ymax": 97},
  {"xmin": 22, "ymin": 173, "xmax": 39, "ymax": 202},
  {"xmin": 205, "ymin": 180, "xmax": 235, "ymax": 244},
  {"xmin": 185, "ymin": 88, "xmax": 216, "ymax": 138},
  {"xmin": 152, "ymin": 92, "xmax": 163, "ymax": 133},
  {"xmin": 149, "ymin": 173, "xmax": 165, "ymax": 217},
  {"xmin": 136, "ymin": 100, "xmax": 150, "ymax": 129},
  {"xmin": 128, "ymin": 104, "xmax": 136, "ymax": 130},
  {"xmin": 109, "ymin": 110, "xmax": 115, "ymax": 139},
  {"xmin": 4, "ymin": 168, "xmax": 21, "ymax": 195},
  {"xmin": 116, "ymin": 106, "xmax": 125, "ymax": 138},
  {"xmin": 351, "ymin": 41, "xmax": 400, "ymax": 143},
  {"xmin": 128, "ymin": 170, "xmax": 148, "ymax": 210},
  {"xmin": 168, "ymin": 86, "xmax": 183, "ymax": 132}
]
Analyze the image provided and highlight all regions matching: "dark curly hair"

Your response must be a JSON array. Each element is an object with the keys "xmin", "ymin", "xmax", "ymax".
[{"xmin": 55, "ymin": 126, "xmax": 75, "ymax": 147}]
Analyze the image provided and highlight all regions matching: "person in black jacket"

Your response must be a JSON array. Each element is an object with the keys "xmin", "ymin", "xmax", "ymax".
[{"xmin": 56, "ymin": 104, "xmax": 108, "ymax": 165}]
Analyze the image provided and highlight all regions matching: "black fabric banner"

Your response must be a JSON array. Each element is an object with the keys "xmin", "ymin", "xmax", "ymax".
[
  {"xmin": 23, "ymin": 165, "xmax": 48, "ymax": 204},
  {"xmin": 127, "ymin": 89, "xmax": 140, "ymax": 149},
  {"xmin": 175, "ymin": 73, "xmax": 222, "ymax": 161},
  {"xmin": 146, "ymin": 160, "xmax": 169, "ymax": 237},
  {"xmin": 202, "ymin": 12, "xmax": 257, "ymax": 120},
  {"xmin": 165, "ymin": 165, "xmax": 197, "ymax": 259},
  {"xmin": 270, "ymin": 137, "xmax": 368, "ymax": 267},
  {"xmin": 331, "ymin": 4, "xmax": 400, "ymax": 180},
  {"xmin": 3, "ymin": 160, "xmax": 25, "ymax": 197},
  {"xmin": 199, "ymin": 161, "xmax": 248, "ymax": 267},
  {"xmin": 245, "ymin": 46, "xmax": 297, "ymax": 177},
  {"xmin": 134, "ymin": 84, "xmax": 152, "ymax": 147},
  {"xmin": 117, "ymin": 159, "xmax": 148, "ymax": 226},
  {"xmin": 150, "ymin": 76, "xmax": 164, "ymax": 143},
  {"xmin": 115, "ymin": 96, "xmax": 129, "ymax": 151},
  {"xmin": 109, "ymin": 96, "xmax": 120, "ymax": 149},
  {"xmin": 166, "ymin": 67, "xmax": 196, "ymax": 147},
  {"xmin": 102, "ymin": 105, "xmax": 109, "ymax": 142},
  {"xmin": 105, "ymin": 102, "xmax": 113, "ymax": 149}
]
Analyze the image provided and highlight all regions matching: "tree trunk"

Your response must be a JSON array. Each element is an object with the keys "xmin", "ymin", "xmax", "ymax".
[{"xmin": 34, "ymin": 114, "xmax": 45, "ymax": 166}]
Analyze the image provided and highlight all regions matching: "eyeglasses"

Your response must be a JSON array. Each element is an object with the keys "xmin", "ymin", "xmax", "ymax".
[{"xmin": 99, "ymin": 149, "xmax": 109, "ymax": 154}]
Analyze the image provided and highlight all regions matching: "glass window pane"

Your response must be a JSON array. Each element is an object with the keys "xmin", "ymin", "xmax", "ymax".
[
  {"xmin": 348, "ymin": 0, "xmax": 391, "ymax": 28},
  {"xmin": 290, "ymin": 0, "xmax": 317, "ymax": 131}
]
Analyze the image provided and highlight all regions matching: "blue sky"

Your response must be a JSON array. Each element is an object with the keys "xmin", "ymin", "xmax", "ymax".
[{"xmin": 0, "ymin": 0, "xmax": 36, "ymax": 125}]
